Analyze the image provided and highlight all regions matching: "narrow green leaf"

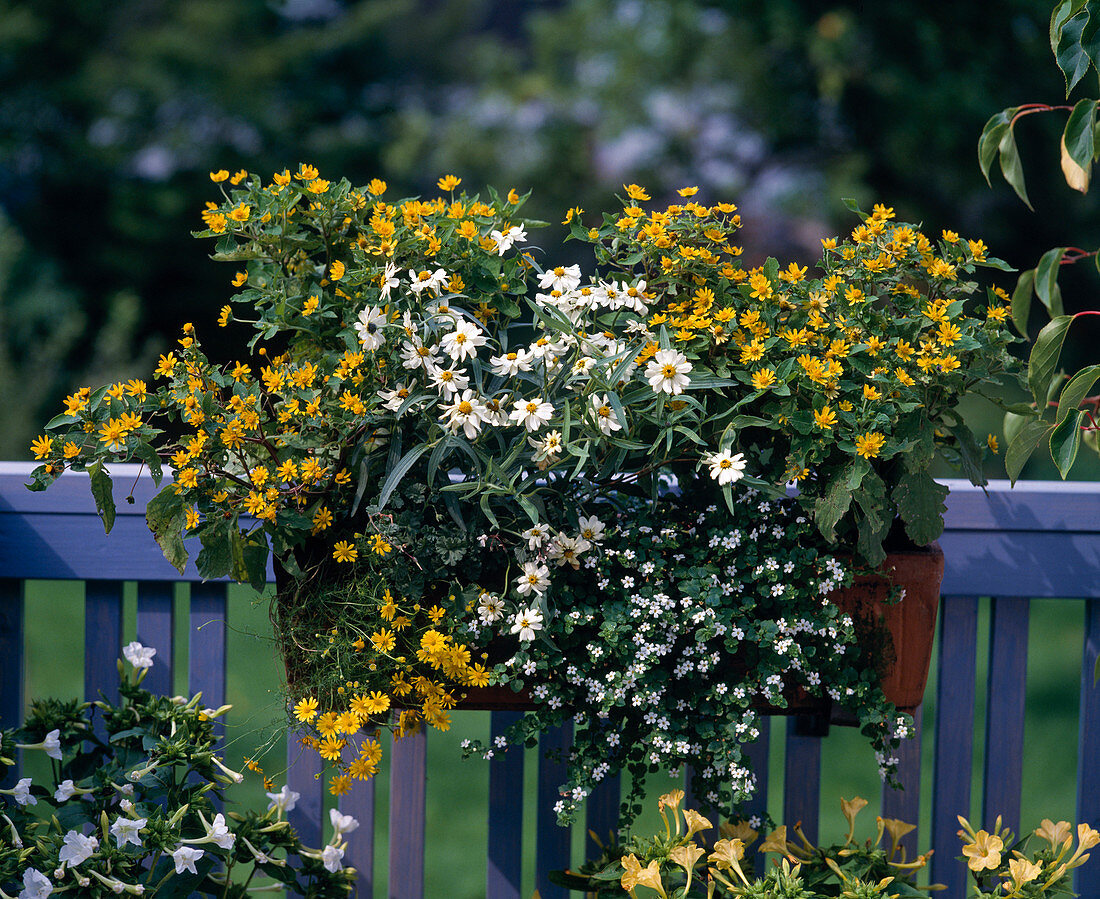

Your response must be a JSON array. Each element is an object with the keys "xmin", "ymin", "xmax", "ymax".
[
  {"xmin": 378, "ymin": 443, "xmax": 430, "ymax": 510},
  {"xmin": 1011, "ymin": 268, "xmax": 1036, "ymax": 337},
  {"xmin": 1005, "ymin": 419, "xmax": 1055, "ymax": 483},
  {"xmin": 1028, "ymin": 315, "xmax": 1074, "ymax": 408},
  {"xmin": 978, "ymin": 109, "xmax": 1018, "ymax": 184},
  {"xmin": 1050, "ymin": 409, "xmax": 1087, "ymax": 477},
  {"xmin": 1056, "ymin": 363, "xmax": 1100, "ymax": 423},
  {"xmin": 998, "ymin": 128, "xmax": 1033, "ymax": 209},
  {"xmin": 87, "ymin": 460, "xmax": 116, "ymax": 535},
  {"xmin": 1035, "ymin": 247, "xmax": 1068, "ymax": 313}
]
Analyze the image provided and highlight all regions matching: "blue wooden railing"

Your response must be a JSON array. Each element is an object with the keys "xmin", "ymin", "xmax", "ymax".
[{"xmin": 2, "ymin": 462, "xmax": 1099, "ymax": 898}]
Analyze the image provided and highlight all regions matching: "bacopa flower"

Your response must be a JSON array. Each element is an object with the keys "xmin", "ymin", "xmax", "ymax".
[
  {"xmin": 704, "ymin": 450, "xmax": 747, "ymax": 486},
  {"xmin": 645, "ymin": 349, "xmax": 692, "ymax": 395},
  {"xmin": 122, "ymin": 641, "xmax": 156, "ymax": 670}
]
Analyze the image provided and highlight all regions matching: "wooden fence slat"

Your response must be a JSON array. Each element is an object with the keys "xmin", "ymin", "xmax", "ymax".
[
  {"xmin": 982, "ymin": 597, "xmax": 1029, "ymax": 834},
  {"xmin": 930, "ymin": 596, "xmax": 979, "ymax": 896},
  {"xmin": 188, "ymin": 582, "xmax": 227, "ymax": 742},
  {"xmin": 881, "ymin": 705, "xmax": 922, "ymax": 861},
  {"xmin": 782, "ymin": 716, "xmax": 822, "ymax": 845},
  {"xmin": 0, "ymin": 578, "xmax": 23, "ymax": 786},
  {"xmin": 84, "ymin": 581, "xmax": 123, "ymax": 709},
  {"xmin": 535, "ymin": 722, "xmax": 573, "ymax": 899},
  {"xmin": 488, "ymin": 711, "xmax": 524, "ymax": 899},
  {"xmin": 586, "ymin": 771, "xmax": 621, "ymax": 859},
  {"xmin": 136, "ymin": 581, "xmax": 174, "ymax": 697},
  {"xmin": 1075, "ymin": 598, "xmax": 1100, "ymax": 899},
  {"xmin": 287, "ymin": 736, "xmax": 324, "ymax": 849},
  {"xmin": 340, "ymin": 742, "xmax": 375, "ymax": 897},
  {"xmin": 389, "ymin": 727, "xmax": 427, "ymax": 899},
  {"xmin": 741, "ymin": 717, "xmax": 770, "ymax": 876}
]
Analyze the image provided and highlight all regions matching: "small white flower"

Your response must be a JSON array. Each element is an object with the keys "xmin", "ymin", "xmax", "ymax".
[
  {"xmin": 489, "ymin": 348, "xmax": 533, "ymax": 376},
  {"xmin": 58, "ymin": 831, "xmax": 98, "ymax": 867},
  {"xmin": 491, "ymin": 225, "xmax": 527, "ymax": 254},
  {"xmin": 514, "ymin": 561, "xmax": 551, "ymax": 597},
  {"xmin": 53, "ymin": 780, "xmax": 78, "ymax": 802},
  {"xmin": 171, "ymin": 846, "xmax": 205, "ymax": 875},
  {"xmin": 588, "ymin": 394, "xmax": 623, "ymax": 435},
  {"xmin": 378, "ymin": 383, "xmax": 414, "ymax": 414},
  {"xmin": 440, "ymin": 389, "xmax": 487, "ymax": 439},
  {"xmin": 266, "ymin": 785, "xmax": 300, "ymax": 815},
  {"xmin": 538, "ymin": 264, "xmax": 581, "ymax": 293},
  {"xmin": 477, "ymin": 593, "xmax": 504, "ymax": 624},
  {"xmin": 13, "ymin": 777, "xmax": 35, "ymax": 806},
  {"xmin": 577, "ymin": 515, "xmax": 606, "ymax": 543},
  {"xmin": 509, "ymin": 396, "xmax": 554, "ymax": 432},
  {"xmin": 122, "ymin": 642, "xmax": 156, "ymax": 670},
  {"xmin": 322, "ymin": 844, "xmax": 345, "ymax": 873},
  {"xmin": 354, "ymin": 306, "xmax": 388, "ymax": 352},
  {"xmin": 704, "ymin": 450, "xmax": 747, "ymax": 486},
  {"xmin": 110, "ymin": 816, "xmax": 146, "ymax": 849},
  {"xmin": 207, "ymin": 813, "xmax": 235, "ymax": 850},
  {"xmin": 529, "ymin": 429, "xmax": 563, "ymax": 465},
  {"xmin": 521, "ymin": 524, "xmax": 550, "ymax": 549},
  {"xmin": 645, "ymin": 349, "xmax": 692, "ymax": 395},
  {"xmin": 330, "ymin": 808, "xmax": 359, "ymax": 838},
  {"xmin": 18, "ymin": 868, "xmax": 52, "ymax": 899},
  {"xmin": 511, "ymin": 607, "xmax": 544, "ymax": 642},
  {"xmin": 440, "ymin": 320, "xmax": 487, "ymax": 362},
  {"xmin": 408, "ymin": 267, "xmax": 448, "ymax": 295}
]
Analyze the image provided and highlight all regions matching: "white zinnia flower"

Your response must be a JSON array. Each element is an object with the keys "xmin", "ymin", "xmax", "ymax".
[
  {"xmin": 645, "ymin": 349, "xmax": 692, "ymax": 395},
  {"xmin": 491, "ymin": 225, "xmax": 527, "ymax": 254},
  {"xmin": 510, "ymin": 607, "xmax": 544, "ymax": 642},
  {"xmin": 428, "ymin": 365, "xmax": 469, "ymax": 399},
  {"xmin": 441, "ymin": 389, "xmax": 487, "ymax": 439},
  {"xmin": 58, "ymin": 831, "xmax": 98, "ymax": 867},
  {"xmin": 515, "ymin": 561, "xmax": 551, "ymax": 597},
  {"xmin": 172, "ymin": 846, "xmax": 205, "ymax": 875},
  {"xmin": 354, "ymin": 306, "xmax": 388, "ymax": 352},
  {"xmin": 477, "ymin": 593, "xmax": 505, "ymax": 624},
  {"xmin": 110, "ymin": 816, "xmax": 146, "ymax": 849},
  {"xmin": 440, "ymin": 320, "xmax": 487, "ymax": 362},
  {"xmin": 408, "ymin": 267, "xmax": 448, "ymax": 295},
  {"xmin": 122, "ymin": 642, "xmax": 156, "ymax": 670},
  {"xmin": 589, "ymin": 394, "xmax": 622, "ymax": 435},
  {"xmin": 509, "ymin": 397, "xmax": 554, "ymax": 432},
  {"xmin": 265, "ymin": 785, "xmax": 300, "ymax": 814},
  {"xmin": 538, "ymin": 264, "xmax": 581, "ymax": 293},
  {"xmin": 705, "ymin": 450, "xmax": 747, "ymax": 486},
  {"xmin": 577, "ymin": 515, "xmax": 606, "ymax": 544},
  {"xmin": 378, "ymin": 383, "xmax": 413, "ymax": 414},
  {"xmin": 489, "ymin": 348, "xmax": 533, "ymax": 376},
  {"xmin": 322, "ymin": 844, "xmax": 345, "ymax": 873},
  {"xmin": 379, "ymin": 261, "xmax": 400, "ymax": 301}
]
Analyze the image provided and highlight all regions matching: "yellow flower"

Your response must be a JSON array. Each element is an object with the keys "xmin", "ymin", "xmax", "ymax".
[
  {"xmin": 987, "ymin": 434, "xmax": 999, "ymax": 454},
  {"xmin": 669, "ymin": 843, "xmax": 705, "ymax": 872},
  {"xmin": 155, "ymin": 353, "xmax": 177, "ymax": 378},
  {"xmin": 961, "ymin": 830, "xmax": 1003, "ymax": 872},
  {"xmin": 855, "ymin": 432, "xmax": 886, "ymax": 460},
  {"xmin": 333, "ymin": 541, "xmax": 358, "ymax": 563},
  {"xmin": 437, "ymin": 174, "xmax": 462, "ymax": 191},
  {"xmin": 296, "ymin": 164, "xmax": 319, "ymax": 180},
  {"xmin": 231, "ymin": 271, "xmax": 248, "ymax": 287},
  {"xmin": 230, "ymin": 169, "xmax": 248, "ymax": 185},
  {"xmin": 209, "ymin": 170, "xmax": 229, "ymax": 182},
  {"xmin": 863, "ymin": 384, "xmax": 881, "ymax": 401},
  {"xmin": 227, "ymin": 203, "xmax": 250, "ymax": 223},
  {"xmin": 30, "ymin": 435, "xmax": 53, "ymax": 460},
  {"xmin": 329, "ymin": 260, "xmax": 345, "ymax": 280},
  {"xmin": 370, "ymin": 534, "xmax": 392, "ymax": 555},
  {"xmin": 1035, "ymin": 819, "xmax": 1073, "ymax": 849},
  {"xmin": 307, "ymin": 178, "xmax": 331, "ymax": 194},
  {"xmin": 328, "ymin": 774, "xmax": 352, "ymax": 796},
  {"xmin": 1007, "ymin": 857, "xmax": 1041, "ymax": 887},
  {"xmin": 294, "ymin": 696, "xmax": 319, "ymax": 722},
  {"xmin": 311, "ymin": 507, "xmax": 332, "ymax": 534},
  {"xmin": 370, "ymin": 629, "xmax": 396, "ymax": 653},
  {"xmin": 751, "ymin": 368, "xmax": 777, "ymax": 390},
  {"xmin": 623, "ymin": 183, "xmax": 650, "ymax": 201},
  {"xmin": 683, "ymin": 808, "xmax": 712, "ymax": 840},
  {"xmin": 677, "ymin": 185, "xmax": 699, "ymax": 196},
  {"xmin": 813, "ymin": 406, "xmax": 837, "ymax": 430}
]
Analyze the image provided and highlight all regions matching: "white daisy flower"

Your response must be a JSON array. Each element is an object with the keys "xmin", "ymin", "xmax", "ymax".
[
  {"xmin": 428, "ymin": 365, "xmax": 469, "ymax": 399},
  {"xmin": 547, "ymin": 534, "xmax": 592, "ymax": 569},
  {"xmin": 510, "ymin": 606, "xmax": 544, "ymax": 642},
  {"xmin": 354, "ymin": 306, "xmax": 387, "ymax": 351},
  {"xmin": 408, "ymin": 268, "xmax": 448, "ymax": 295},
  {"xmin": 537, "ymin": 264, "xmax": 581, "ymax": 293},
  {"xmin": 522, "ymin": 524, "xmax": 550, "ymax": 549},
  {"xmin": 645, "ymin": 348, "xmax": 692, "ymax": 395},
  {"xmin": 441, "ymin": 389, "xmax": 487, "ymax": 439},
  {"xmin": 378, "ymin": 383, "xmax": 413, "ymax": 414},
  {"xmin": 440, "ymin": 320, "xmax": 487, "ymax": 362},
  {"xmin": 491, "ymin": 225, "xmax": 527, "ymax": 254},
  {"xmin": 477, "ymin": 593, "xmax": 505, "ymax": 624},
  {"xmin": 577, "ymin": 515, "xmax": 606, "ymax": 543},
  {"xmin": 400, "ymin": 340, "xmax": 440, "ymax": 370},
  {"xmin": 489, "ymin": 348, "xmax": 533, "ymax": 376},
  {"xmin": 515, "ymin": 561, "xmax": 551, "ymax": 596},
  {"xmin": 704, "ymin": 450, "xmax": 747, "ymax": 486},
  {"xmin": 379, "ymin": 261, "xmax": 400, "ymax": 301},
  {"xmin": 589, "ymin": 394, "xmax": 622, "ymax": 435},
  {"xmin": 509, "ymin": 396, "xmax": 554, "ymax": 431}
]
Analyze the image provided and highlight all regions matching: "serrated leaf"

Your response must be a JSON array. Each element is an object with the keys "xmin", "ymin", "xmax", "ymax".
[
  {"xmin": 1005, "ymin": 419, "xmax": 1055, "ymax": 483},
  {"xmin": 999, "ymin": 127, "xmax": 1033, "ymax": 209},
  {"xmin": 1028, "ymin": 315, "xmax": 1074, "ymax": 407},
  {"xmin": 1056, "ymin": 363, "xmax": 1100, "ymax": 423},
  {"xmin": 196, "ymin": 526, "xmax": 233, "ymax": 580},
  {"xmin": 1055, "ymin": 6, "xmax": 1093, "ymax": 94},
  {"xmin": 1061, "ymin": 99, "xmax": 1097, "ymax": 191},
  {"xmin": 1011, "ymin": 268, "xmax": 1035, "ymax": 337},
  {"xmin": 814, "ymin": 460, "xmax": 866, "ymax": 542},
  {"xmin": 87, "ymin": 460, "xmax": 116, "ymax": 534},
  {"xmin": 892, "ymin": 470, "xmax": 948, "ymax": 547},
  {"xmin": 131, "ymin": 442, "xmax": 163, "ymax": 485},
  {"xmin": 1050, "ymin": 409, "xmax": 1087, "ymax": 477},
  {"xmin": 1035, "ymin": 247, "xmax": 1068, "ymax": 314},
  {"xmin": 1051, "ymin": 0, "xmax": 1088, "ymax": 56},
  {"xmin": 146, "ymin": 486, "xmax": 188, "ymax": 573}
]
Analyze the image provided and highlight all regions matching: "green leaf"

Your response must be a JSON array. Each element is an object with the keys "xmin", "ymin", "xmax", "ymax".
[
  {"xmin": 892, "ymin": 470, "xmax": 949, "ymax": 547},
  {"xmin": 947, "ymin": 423, "xmax": 990, "ymax": 487},
  {"xmin": 841, "ymin": 197, "xmax": 867, "ymax": 217},
  {"xmin": 1061, "ymin": 99, "xmax": 1097, "ymax": 191},
  {"xmin": 978, "ymin": 108, "xmax": 1019, "ymax": 184},
  {"xmin": 131, "ymin": 442, "xmax": 163, "ymax": 485},
  {"xmin": 378, "ymin": 443, "xmax": 430, "ymax": 510},
  {"xmin": 87, "ymin": 460, "xmax": 116, "ymax": 535},
  {"xmin": 1028, "ymin": 315, "xmax": 1074, "ymax": 408},
  {"xmin": 1011, "ymin": 268, "xmax": 1035, "ymax": 337},
  {"xmin": 1055, "ymin": 6, "xmax": 1093, "ymax": 95},
  {"xmin": 145, "ymin": 486, "xmax": 188, "ymax": 574},
  {"xmin": 1057, "ymin": 363, "xmax": 1100, "ymax": 423},
  {"xmin": 813, "ymin": 460, "xmax": 867, "ymax": 542},
  {"xmin": 1035, "ymin": 247, "xmax": 1068, "ymax": 316},
  {"xmin": 44, "ymin": 412, "xmax": 80, "ymax": 430},
  {"xmin": 998, "ymin": 127, "xmax": 1033, "ymax": 209},
  {"xmin": 1005, "ymin": 419, "xmax": 1055, "ymax": 483},
  {"xmin": 1051, "ymin": 409, "xmax": 1087, "ymax": 477},
  {"xmin": 196, "ymin": 525, "xmax": 233, "ymax": 580},
  {"xmin": 1052, "ymin": 1, "xmax": 1088, "ymax": 55}
]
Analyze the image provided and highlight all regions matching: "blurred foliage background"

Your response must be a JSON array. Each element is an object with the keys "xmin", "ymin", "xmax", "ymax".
[{"xmin": 2, "ymin": 0, "xmax": 1099, "ymax": 470}]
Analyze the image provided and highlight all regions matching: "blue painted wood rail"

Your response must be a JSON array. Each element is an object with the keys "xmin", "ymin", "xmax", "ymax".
[{"xmin": 2, "ymin": 463, "xmax": 1100, "ymax": 898}]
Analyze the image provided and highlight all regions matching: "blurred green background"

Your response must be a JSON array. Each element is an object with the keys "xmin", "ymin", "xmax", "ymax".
[{"xmin": 7, "ymin": 0, "xmax": 1099, "ymax": 894}]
